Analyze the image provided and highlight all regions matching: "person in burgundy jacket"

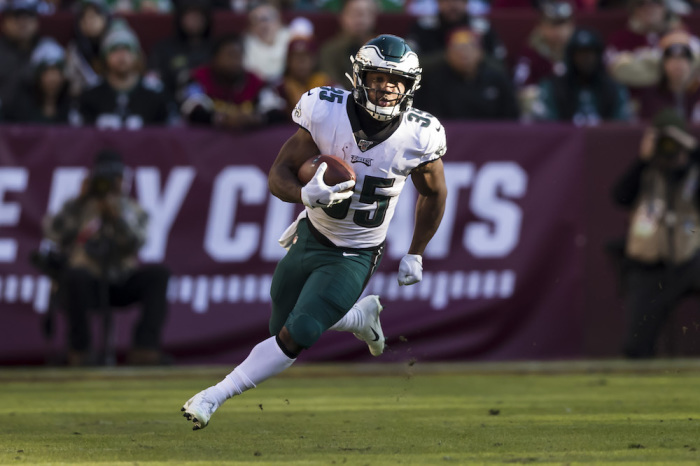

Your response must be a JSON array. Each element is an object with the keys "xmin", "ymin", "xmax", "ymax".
[
  {"xmin": 634, "ymin": 39, "xmax": 700, "ymax": 122},
  {"xmin": 180, "ymin": 33, "xmax": 285, "ymax": 129},
  {"xmin": 605, "ymin": 0, "xmax": 684, "ymax": 88}
]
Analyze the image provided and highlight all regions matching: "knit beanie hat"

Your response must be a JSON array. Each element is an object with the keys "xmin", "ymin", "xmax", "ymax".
[{"xmin": 100, "ymin": 24, "xmax": 141, "ymax": 57}]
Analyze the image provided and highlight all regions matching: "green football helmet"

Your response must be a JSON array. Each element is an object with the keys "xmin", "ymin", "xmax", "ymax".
[{"xmin": 349, "ymin": 34, "xmax": 422, "ymax": 121}]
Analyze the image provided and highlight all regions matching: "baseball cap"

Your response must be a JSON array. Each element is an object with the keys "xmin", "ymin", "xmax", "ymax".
[
  {"xmin": 93, "ymin": 149, "xmax": 125, "ymax": 178},
  {"xmin": 652, "ymin": 108, "xmax": 686, "ymax": 131}
]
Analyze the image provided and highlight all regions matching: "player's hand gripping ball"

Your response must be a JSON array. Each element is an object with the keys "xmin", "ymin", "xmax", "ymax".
[
  {"xmin": 298, "ymin": 155, "xmax": 356, "ymax": 188},
  {"xmin": 299, "ymin": 155, "xmax": 356, "ymax": 208}
]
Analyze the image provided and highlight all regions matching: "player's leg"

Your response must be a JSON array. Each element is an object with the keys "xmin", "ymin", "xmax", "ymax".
[
  {"xmin": 182, "ymin": 222, "xmax": 313, "ymax": 430},
  {"xmin": 330, "ymin": 295, "xmax": 385, "ymax": 356},
  {"xmin": 328, "ymin": 245, "xmax": 385, "ymax": 355},
  {"xmin": 184, "ymin": 230, "xmax": 375, "ymax": 428},
  {"xmin": 283, "ymin": 242, "xmax": 378, "ymax": 349}
]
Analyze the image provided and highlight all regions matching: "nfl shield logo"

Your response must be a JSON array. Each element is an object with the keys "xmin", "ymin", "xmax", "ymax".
[{"xmin": 358, "ymin": 139, "xmax": 374, "ymax": 152}]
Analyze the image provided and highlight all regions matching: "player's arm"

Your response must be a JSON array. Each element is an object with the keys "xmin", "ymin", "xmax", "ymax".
[
  {"xmin": 398, "ymin": 158, "xmax": 447, "ymax": 286},
  {"xmin": 269, "ymin": 127, "xmax": 355, "ymax": 207},
  {"xmin": 268, "ymin": 127, "xmax": 320, "ymax": 204},
  {"xmin": 409, "ymin": 158, "xmax": 447, "ymax": 255}
]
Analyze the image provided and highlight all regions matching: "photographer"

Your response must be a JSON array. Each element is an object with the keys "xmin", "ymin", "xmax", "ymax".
[
  {"xmin": 43, "ymin": 149, "xmax": 170, "ymax": 366},
  {"xmin": 613, "ymin": 109, "xmax": 700, "ymax": 358}
]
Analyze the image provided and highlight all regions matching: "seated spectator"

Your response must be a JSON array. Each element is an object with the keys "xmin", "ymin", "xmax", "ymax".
[
  {"xmin": 77, "ymin": 26, "xmax": 172, "ymax": 129},
  {"xmin": 407, "ymin": 0, "xmax": 507, "ymax": 69},
  {"xmin": 43, "ymin": 149, "xmax": 171, "ymax": 366},
  {"xmin": 2, "ymin": 38, "xmax": 73, "ymax": 124},
  {"xmin": 514, "ymin": 1, "xmax": 576, "ymax": 119},
  {"xmin": 147, "ymin": 0, "xmax": 213, "ymax": 103},
  {"xmin": 514, "ymin": 1, "xmax": 575, "ymax": 88},
  {"xmin": 612, "ymin": 109, "xmax": 700, "ymax": 358},
  {"xmin": 181, "ymin": 34, "xmax": 285, "ymax": 129},
  {"xmin": 313, "ymin": 0, "xmax": 403, "ymax": 12},
  {"xmin": 65, "ymin": 0, "xmax": 118, "ymax": 98},
  {"xmin": 634, "ymin": 36, "xmax": 700, "ymax": 122},
  {"xmin": 537, "ymin": 28, "xmax": 631, "ymax": 124},
  {"xmin": 277, "ymin": 37, "xmax": 334, "ymax": 116},
  {"xmin": 491, "ymin": 0, "xmax": 589, "ymax": 10},
  {"xmin": 319, "ymin": 0, "xmax": 378, "ymax": 88},
  {"xmin": 0, "ymin": 0, "xmax": 44, "ymax": 111},
  {"xmin": 414, "ymin": 28, "xmax": 519, "ymax": 120},
  {"xmin": 104, "ymin": 0, "xmax": 172, "ymax": 12},
  {"xmin": 243, "ymin": 1, "xmax": 291, "ymax": 83},
  {"xmin": 605, "ymin": 0, "xmax": 681, "ymax": 88}
]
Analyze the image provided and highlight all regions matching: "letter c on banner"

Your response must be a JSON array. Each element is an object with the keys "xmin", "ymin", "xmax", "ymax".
[{"xmin": 204, "ymin": 166, "xmax": 267, "ymax": 262}]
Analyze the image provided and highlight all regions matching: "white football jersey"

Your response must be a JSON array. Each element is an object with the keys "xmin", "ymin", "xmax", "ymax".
[{"xmin": 292, "ymin": 86, "xmax": 446, "ymax": 249}]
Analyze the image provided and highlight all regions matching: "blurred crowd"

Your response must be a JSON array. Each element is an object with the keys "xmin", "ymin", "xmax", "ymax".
[{"xmin": 2, "ymin": 0, "xmax": 700, "ymax": 129}]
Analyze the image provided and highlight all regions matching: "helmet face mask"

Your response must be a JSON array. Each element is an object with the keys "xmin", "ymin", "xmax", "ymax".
[{"xmin": 350, "ymin": 35, "xmax": 422, "ymax": 121}]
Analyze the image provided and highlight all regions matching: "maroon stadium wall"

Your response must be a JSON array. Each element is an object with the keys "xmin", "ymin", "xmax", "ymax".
[{"xmin": 0, "ymin": 123, "xmax": 698, "ymax": 365}]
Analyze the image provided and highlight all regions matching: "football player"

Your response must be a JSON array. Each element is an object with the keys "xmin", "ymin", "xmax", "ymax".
[{"xmin": 182, "ymin": 34, "xmax": 447, "ymax": 430}]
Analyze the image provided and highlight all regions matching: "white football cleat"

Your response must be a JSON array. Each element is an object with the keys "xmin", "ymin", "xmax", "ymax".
[
  {"xmin": 353, "ymin": 295, "xmax": 385, "ymax": 356},
  {"xmin": 181, "ymin": 388, "xmax": 220, "ymax": 430}
]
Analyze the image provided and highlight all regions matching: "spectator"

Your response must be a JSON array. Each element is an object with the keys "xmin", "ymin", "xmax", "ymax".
[
  {"xmin": 43, "ymin": 149, "xmax": 171, "ymax": 366},
  {"xmin": 491, "ymin": 0, "xmax": 589, "ymax": 10},
  {"xmin": 407, "ymin": 0, "xmax": 507, "ymax": 69},
  {"xmin": 2, "ymin": 38, "xmax": 73, "ymax": 123},
  {"xmin": 181, "ymin": 33, "xmax": 285, "ymax": 129},
  {"xmin": 634, "ymin": 35, "xmax": 700, "ymax": 121},
  {"xmin": 65, "ymin": 0, "xmax": 121, "ymax": 98},
  {"xmin": 277, "ymin": 37, "xmax": 334, "ymax": 117},
  {"xmin": 514, "ymin": 1, "xmax": 575, "ymax": 88},
  {"xmin": 514, "ymin": 1, "xmax": 576, "ymax": 119},
  {"xmin": 77, "ymin": 26, "xmax": 172, "ymax": 129},
  {"xmin": 537, "ymin": 28, "xmax": 631, "ymax": 124},
  {"xmin": 319, "ymin": 0, "xmax": 378, "ymax": 88},
  {"xmin": 605, "ymin": 0, "xmax": 681, "ymax": 88},
  {"xmin": 612, "ymin": 109, "xmax": 700, "ymax": 358},
  {"xmin": 242, "ymin": 1, "xmax": 291, "ymax": 83},
  {"xmin": 147, "ymin": 0, "xmax": 213, "ymax": 103},
  {"xmin": 0, "ymin": 0, "xmax": 43, "ymax": 110},
  {"xmin": 313, "ymin": 0, "xmax": 404, "ymax": 12},
  {"xmin": 104, "ymin": 0, "xmax": 172, "ymax": 12},
  {"xmin": 414, "ymin": 27, "xmax": 519, "ymax": 120}
]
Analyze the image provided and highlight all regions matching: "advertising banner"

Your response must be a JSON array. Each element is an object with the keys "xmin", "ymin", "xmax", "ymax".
[{"xmin": 0, "ymin": 124, "xmax": 585, "ymax": 364}]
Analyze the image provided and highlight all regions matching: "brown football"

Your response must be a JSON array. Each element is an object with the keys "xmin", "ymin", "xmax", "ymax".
[{"xmin": 298, "ymin": 154, "xmax": 356, "ymax": 189}]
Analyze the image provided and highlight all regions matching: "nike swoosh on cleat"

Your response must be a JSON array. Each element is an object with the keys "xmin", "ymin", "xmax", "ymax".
[{"xmin": 370, "ymin": 328, "xmax": 380, "ymax": 341}]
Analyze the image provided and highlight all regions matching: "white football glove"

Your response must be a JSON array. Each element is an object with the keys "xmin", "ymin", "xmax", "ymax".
[
  {"xmin": 300, "ymin": 162, "xmax": 355, "ymax": 208},
  {"xmin": 398, "ymin": 254, "xmax": 423, "ymax": 286}
]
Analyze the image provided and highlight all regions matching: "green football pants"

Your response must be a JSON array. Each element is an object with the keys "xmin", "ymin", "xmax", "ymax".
[{"xmin": 269, "ymin": 219, "xmax": 383, "ymax": 348}]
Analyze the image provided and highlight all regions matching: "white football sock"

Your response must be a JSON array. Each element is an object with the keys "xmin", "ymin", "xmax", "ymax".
[
  {"xmin": 329, "ymin": 304, "xmax": 363, "ymax": 333},
  {"xmin": 211, "ymin": 336, "xmax": 296, "ymax": 404}
]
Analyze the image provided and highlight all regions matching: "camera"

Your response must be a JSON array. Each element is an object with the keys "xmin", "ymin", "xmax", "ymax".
[
  {"xmin": 653, "ymin": 133, "xmax": 684, "ymax": 162},
  {"xmin": 89, "ymin": 174, "xmax": 117, "ymax": 198}
]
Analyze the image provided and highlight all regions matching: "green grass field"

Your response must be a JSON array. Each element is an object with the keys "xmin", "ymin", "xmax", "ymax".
[{"xmin": 1, "ymin": 360, "xmax": 700, "ymax": 465}]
